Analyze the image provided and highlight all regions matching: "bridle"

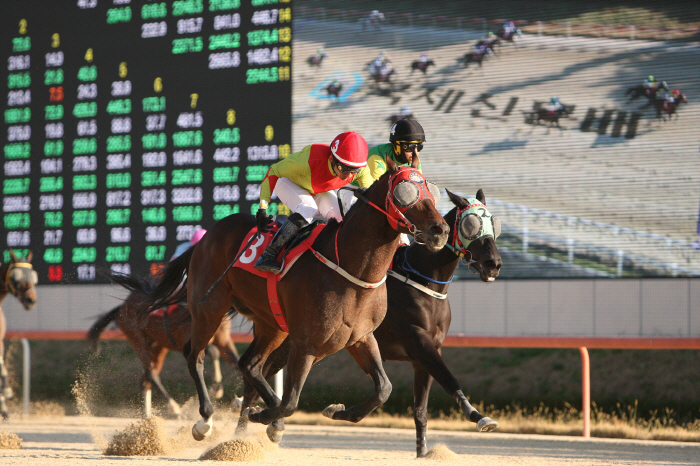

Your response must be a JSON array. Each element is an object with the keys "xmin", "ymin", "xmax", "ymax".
[
  {"xmin": 4, "ymin": 261, "xmax": 38, "ymax": 299},
  {"xmin": 353, "ymin": 167, "xmax": 437, "ymax": 239},
  {"xmin": 445, "ymin": 201, "xmax": 501, "ymax": 274}
]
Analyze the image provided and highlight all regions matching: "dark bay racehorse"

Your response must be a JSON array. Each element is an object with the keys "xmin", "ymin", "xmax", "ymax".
[
  {"xmin": 0, "ymin": 250, "xmax": 37, "ymax": 420},
  {"xmin": 654, "ymin": 93, "xmax": 687, "ymax": 120},
  {"xmin": 117, "ymin": 159, "xmax": 449, "ymax": 440},
  {"xmin": 625, "ymin": 81, "xmax": 668, "ymax": 105},
  {"xmin": 410, "ymin": 59, "xmax": 435, "ymax": 76},
  {"xmin": 235, "ymin": 190, "xmax": 502, "ymax": 456},
  {"xmin": 527, "ymin": 105, "xmax": 572, "ymax": 128},
  {"xmin": 87, "ymin": 292, "xmax": 241, "ymax": 417}
]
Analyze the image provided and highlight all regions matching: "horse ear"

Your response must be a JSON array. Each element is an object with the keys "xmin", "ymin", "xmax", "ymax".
[
  {"xmin": 386, "ymin": 157, "xmax": 398, "ymax": 173},
  {"xmin": 9, "ymin": 249, "xmax": 18, "ymax": 262},
  {"xmin": 446, "ymin": 189, "xmax": 469, "ymax": 208},
  {"xmin": 476, "ymin": 189, "xmax": 486, "ymax": 204},
  {"xmin": 26, "ymin": 251, "xmax": 33, "ymax": 262},
  {"xmin": 411, "ymin": 154, "xmax": 420, "ymax": 169}
]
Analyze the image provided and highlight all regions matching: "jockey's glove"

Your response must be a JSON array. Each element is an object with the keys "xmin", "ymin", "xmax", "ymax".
[{"xmin": 256, "ymin": 208, "xmax": 272, "ymax": 234}]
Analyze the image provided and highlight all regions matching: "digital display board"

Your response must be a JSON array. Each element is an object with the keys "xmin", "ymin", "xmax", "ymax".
[{"xmin": 1, "ymin": 0, "xmax": 292, "ymax": 284}]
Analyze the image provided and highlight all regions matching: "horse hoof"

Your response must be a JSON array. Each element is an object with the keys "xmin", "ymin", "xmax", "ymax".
[
  {"xmin": 169, "ymin": 399, "xmax": 182, "ymax": 417},
  {"xmin": 230, "ymin": 396, "xmax": 243, "ymax": 413},
  {"xmin": 192, "ymin": 418, "xmax": 213, "ymax": 441},
  {"xmin": 266, "ymin": 424, "xmax": 284, "ymax": 443},
  {"xmin": 477, "ymin": 417, "xmax": 499, "ymax": 432},
  {"xmin": 3, "ymin": 388, "xmax": 13, "ymax": 399},
  {"xmin": 321, "ymin": 404, "xmax": 345, "ymax": 419}
]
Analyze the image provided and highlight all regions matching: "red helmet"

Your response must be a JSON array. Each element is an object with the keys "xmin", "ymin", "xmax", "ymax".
[
  {"xmin": 330, "ymin": 132, "xmax": 368, "ymax": 168},
  {"xmin": 672, "ymin": 89, "xmax": 681, "ymax": 96}
]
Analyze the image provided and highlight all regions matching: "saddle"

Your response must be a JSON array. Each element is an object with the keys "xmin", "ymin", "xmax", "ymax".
[{"xmin": 232, "ymin": 220, "xmax": 327, "ymax": 332}]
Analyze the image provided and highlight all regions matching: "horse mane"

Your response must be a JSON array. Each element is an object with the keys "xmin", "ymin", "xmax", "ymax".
[{"xmin": 343, "ymin": 169, "xmax": 393, "ymax": 223}]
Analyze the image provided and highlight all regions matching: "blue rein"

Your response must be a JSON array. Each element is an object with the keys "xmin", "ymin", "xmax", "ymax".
[{"xmin": 398, "ymin": 247, "xmax": 454, "ymax": 285}]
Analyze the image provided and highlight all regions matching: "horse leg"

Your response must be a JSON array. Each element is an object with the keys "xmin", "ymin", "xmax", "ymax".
[
  {"xmin": 412, "ymin": 362, "xmax": 434, "ymax": 458},
  {"xmin": 148, "ymin": 346, "xmax": 181, "ymax": 417},
  {"xmin": 246, "ymin": 337, "xmax": 312, "ymax": 426},
  {"xmin": 323, "ymin": 332, "xmax": 392, "ymax": 423},
  {"xmin": 404, "ymin": 331, "xmax": 498, "ymax": 432},
  {"xmin": 236, "ymin": 337, "xmax": 289, "ymax": 442},
  {"xmin": 205, "ymin": 345, "xmax": 224, "ymax": 400}
]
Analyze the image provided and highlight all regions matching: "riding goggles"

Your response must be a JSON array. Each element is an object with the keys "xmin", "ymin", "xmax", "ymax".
[
  {"xmin": 399, "ymin": 142, "xmax": 424, "ymax": 152},
  {"xmin": 334, "ymin": 160, "xmax": 363, "ymax": 174}
]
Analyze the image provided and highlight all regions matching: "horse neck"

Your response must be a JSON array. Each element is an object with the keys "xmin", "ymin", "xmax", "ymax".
[
  {"xmin": 404, "ymin": 208, "xmax": 460, "ymax": 286},
  {"xmin": 330, "ymin": 190, "xmax": 399, "ymax": 284}
]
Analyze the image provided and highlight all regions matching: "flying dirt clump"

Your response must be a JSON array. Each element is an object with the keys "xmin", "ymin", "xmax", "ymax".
[
  {"xmin": 420, "ymin": 443, "xmax": 460, "ymax": 460},
  {"xmin": 0, "ymin": 431, "xmax": 22, "ymax": 449},
  {"xmin": 199, "ymin": 438, "xmax": 266, "ymax": 461},
  {"xmin": 104, "ymin": 417, "xmax": 172, "ymax": 456}
]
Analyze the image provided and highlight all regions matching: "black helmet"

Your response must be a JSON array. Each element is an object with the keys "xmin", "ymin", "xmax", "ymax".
[{"xmin": 389, "ymin": 119, "xmax": 425, "ymax": 143}]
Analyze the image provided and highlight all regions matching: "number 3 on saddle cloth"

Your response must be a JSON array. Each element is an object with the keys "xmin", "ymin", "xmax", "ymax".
[{"xmin": 232, "ymin": 220, "xmax": 326, "ymax": 333}]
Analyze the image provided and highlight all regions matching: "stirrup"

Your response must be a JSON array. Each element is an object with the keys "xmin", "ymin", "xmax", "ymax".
[{"xmin": 255, "ymin": 253, "xmax": 283, "ymax": 274}]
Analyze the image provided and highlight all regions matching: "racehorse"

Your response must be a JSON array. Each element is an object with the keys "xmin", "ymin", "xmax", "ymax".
[
  {"xmin": 306, "ymin": 54, "xmax": 325, "ymax": 68},
  {"xmin": 461, "ymin": 51, "xmax": 488, "ymax": 68},
  {"xmin": 625, "ymin": 81, "xmax": 668, "ymax": 105},
  {"xmin": 410, "ymin": 59, "xmax": 435, "ymax": 76},
  {"xmin": 496, "ymin": 29, "xmax": 521, "ymax": 44},
  {"xmin": 116, "ymin": 158, "xmax": 449, "ymax": 441},
  {"xmin": 368, "ymin": 62, "xmax": 396, "ymax": 86},
  {"xmin": 326, "ymin": 80, "xmax": 343, "ymax": 101},
  {"xmin": 87, "ymin": 291, "xmax": 241, "ymax": 417},
  {"xmin": 526, "ymin": 105, "xmax": 572, "ymax": 128},
  {"xmin": 235, "ymin": 189, "xmax": 503, "ymax": 456},
  {"xmin": 0, "ymin": 250, "xmax": 37, "ymax": 420},
  {"xmin": 653, "ymin": 93, "xmax": 687, "ymax": 120}
]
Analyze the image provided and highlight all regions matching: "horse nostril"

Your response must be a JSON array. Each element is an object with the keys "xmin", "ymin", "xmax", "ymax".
[{"xmin": 430, "ymin": 225, "xmax": 443, "ymax": 235}]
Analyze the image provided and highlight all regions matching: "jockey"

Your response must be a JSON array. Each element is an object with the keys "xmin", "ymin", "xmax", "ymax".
[
  {"xmin": 503, "ymin": 21, "xmax": 516, "ymax": 37},
  {"xmin": 339, "ymin": 119, "xmax": 426, "ymax": 245},
  {"xmin": 663, "ymin": 89, "xmax": 681, "ymax": 109},
  {"xmin": 547, "ymin": 96, "xmax": 563, "ymax": 113},
  {"xmin": 369, "ymin": 9, "xmax": 385, "ymax": 22},
  {"xmin": 643, "ymin": 75, "xmax": 656, "ymax": 93},
  {"xmin": 399, "ymin": 106, "xmax": 413, "ymax": 118},
  {"xmin": 254, "ymin": 132, "xmax": 373, "ymax": 274},
  {"xmin": 171, "ymin": 228, "xmax": 207, "ymax": 261},
  {"xmin": 474, "ymin": 44, "xmax": 490, "ymax": 56},
  {"xmin": 419, "ymin": 52, "xmax": 429, "ymax": 63}
]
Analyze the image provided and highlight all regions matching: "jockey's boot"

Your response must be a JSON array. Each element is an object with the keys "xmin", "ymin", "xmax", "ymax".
[{"xmin": 254, "ymin": 213, "xmax": 308, "ymax": 274}]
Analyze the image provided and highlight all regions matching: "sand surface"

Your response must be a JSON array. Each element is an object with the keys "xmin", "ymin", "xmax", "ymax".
[{"xmin": 1, "ymin": 415, "xmax": 699, "ymax": 465}]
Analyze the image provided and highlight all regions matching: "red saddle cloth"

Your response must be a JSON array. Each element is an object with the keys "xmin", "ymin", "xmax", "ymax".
[{"xmin": 232, "ymin": 223, "xmax": 326, "ymax": 332}]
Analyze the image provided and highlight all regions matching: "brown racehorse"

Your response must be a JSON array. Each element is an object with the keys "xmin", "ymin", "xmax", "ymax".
[
  {"xmin": 117, "ymin": 158, "xmax": 449, "ymax": 441},
  {"xmin": 235, "ymin": 190, "xmax": 503, "ymax": 455},
  {"xmin": 0, "ymin": 250, "xmax": 38, "ymax": 420},
  {"xmin": 87, "ymin": 292, "xmax": 241, "ymax": 417},
  {"xmin": 654, "ymin": 93, "xmax": 687, "ymax": 120}
]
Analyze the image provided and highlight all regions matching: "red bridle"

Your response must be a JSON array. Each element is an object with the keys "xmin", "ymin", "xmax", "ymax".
[{"xmin": 354, "ymin": 168, "xmax": 436, "ymax": 232}]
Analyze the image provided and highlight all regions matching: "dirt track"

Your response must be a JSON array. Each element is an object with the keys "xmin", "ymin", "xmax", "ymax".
[{"xmin": 2, "ymin": 415, "xmax": 699, "ymax": 465}]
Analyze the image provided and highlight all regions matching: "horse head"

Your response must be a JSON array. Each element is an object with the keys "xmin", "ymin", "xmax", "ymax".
[
  {"xmin": 4, "ymin": 249, "xmax": 38, "ymax": 310},
  {"xmin": 446, "ymin": 189, "xmax": 502, "ymax": 282},
  {"xmin": 382, "ymin": 157, "xmax": 449, "ymax": 251}
]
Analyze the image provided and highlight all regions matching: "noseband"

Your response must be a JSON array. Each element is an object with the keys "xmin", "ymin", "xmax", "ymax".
[{"xmin": 353, "ymin": 168, "xmax": 437, "ymax": 236}]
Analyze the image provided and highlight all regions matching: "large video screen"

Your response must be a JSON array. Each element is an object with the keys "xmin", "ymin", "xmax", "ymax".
[
  {"xmin": 1, "ymin": 0, "xmax": 291, "ymax": 284},
  {"xmin": 2, "ymin": 1, "xmax": 698, "ymax": 282}
]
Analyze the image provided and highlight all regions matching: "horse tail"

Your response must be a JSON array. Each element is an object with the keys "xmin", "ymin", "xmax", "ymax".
[
  {"xmin": 86, "ymin": 304, "xmax": 121, "ymax": 354},
  {"xmin": 114, "ymin": 246, "xmax": 195, "ymax": 312}
]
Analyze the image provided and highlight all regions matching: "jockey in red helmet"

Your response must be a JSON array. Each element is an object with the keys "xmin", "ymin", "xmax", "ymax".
[{"xmin": 255, "ymin": 132, "xmax": 373, "ymax": 274}]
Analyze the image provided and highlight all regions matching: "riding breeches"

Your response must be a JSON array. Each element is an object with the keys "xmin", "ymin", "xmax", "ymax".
[{"xmin": 274, "ymin": 177, "xmax": 342, "ymax": 224}]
